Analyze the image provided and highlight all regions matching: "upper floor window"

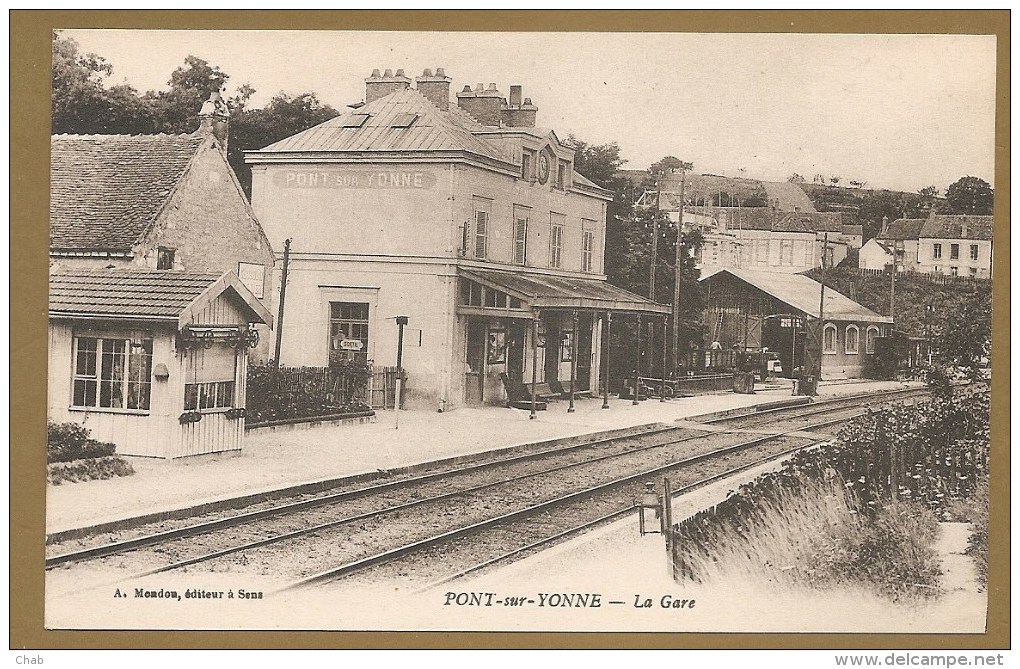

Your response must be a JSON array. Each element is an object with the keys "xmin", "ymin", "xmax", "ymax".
[
  {"xmin": 556, "ymin": 160, "xmax": 570, "ymax": 189},
  {"xmin": 932, "ymin": 243, "xmax": 942, "ymax": 259},
  {"xmin": 72, "ymin": 336, "xmax": 153, "ymax": 412},
  {"xmin": 156, "ymin": 247, "xmax": 175, "ymax": 270},
  {"xmin": 472, "ymin": 197, "xmax": 491, "ymax": 259},
  {"xmin": 845, "ymin": 325, "xmax": 859, "ymax": 354},
  {"xmin": 513, "ymin": 205, "xmax": 530, "ymax": 266},
  {"xmin": 549, "ymin": 213, "xmax": 565, "ymax": 268},
  {"xmin": 823, "ymin": 323, "xmax": 837, "ymax": 354},
  {"xmin": 950, "ymin": 266, "xmax": 959, "ymax": 276},
  {"xmin": 779, "ymin": 239, "xmax": 794, "ymax": 265},
  {"xmin": 522, "ymin": 150, "xmax": 535, "ymax": 181},
  {"xmin": 581, "ymin": 220, "xmax": 596, "ymax": 273},
  {"xmin": 970, "ymin": 244, "xmax": 979, "ymax": 261},
  {"xmin": 950, "ymin": 243, "xmax": 960, "ymax": 260}
]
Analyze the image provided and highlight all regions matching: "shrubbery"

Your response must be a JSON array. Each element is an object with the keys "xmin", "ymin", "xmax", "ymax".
[
  {"xmin": 47, "ymin": 421, "xmax": 117, "ymax": 463},
  {"xmin": 672, "ymin": 387, "xmax": 989, "ymax": 600},
  {"xmin": 246, "ymin": 361, "xmax": 373, "ymax": 424},
  {"xmin": 46, "ymin": 421, "xmax": 134, "ymax": 484}
]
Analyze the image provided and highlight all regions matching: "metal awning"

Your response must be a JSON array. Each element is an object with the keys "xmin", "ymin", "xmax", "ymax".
[{"xmin": 459, "ymin": 268, "xmax": 670, "ymax": 315}]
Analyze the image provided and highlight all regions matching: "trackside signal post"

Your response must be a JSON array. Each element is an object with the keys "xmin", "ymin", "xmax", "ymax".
[{"xmin": 394, "ymin": 315, "xmax": 408, "ymax": 429}]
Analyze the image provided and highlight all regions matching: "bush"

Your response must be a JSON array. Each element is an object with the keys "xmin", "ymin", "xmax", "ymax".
[
  {"xmin": 47, "ymin": 421, "xmax": 117, "ymax": 463},
  {"xmin": 806, "ymin": 501, "xmax": 942, "ymax": 602},
  {"xmin": 48, "ymin": 455, "xmax": 135, "ymax": 485},
  {"xmin": 246, "ymin": 362, "xmax": 373, "ymax": 424}
]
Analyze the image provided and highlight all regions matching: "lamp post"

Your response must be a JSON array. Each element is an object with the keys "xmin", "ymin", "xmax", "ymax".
[{"xmin": 394, "ymin": 315, "xmax": 408, "ymax": 430}]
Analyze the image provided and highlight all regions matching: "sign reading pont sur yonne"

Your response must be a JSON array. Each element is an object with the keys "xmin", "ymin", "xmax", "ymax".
[{"xmin": 275, "ymin": 169, "xmax": 438, "ymax": 189}]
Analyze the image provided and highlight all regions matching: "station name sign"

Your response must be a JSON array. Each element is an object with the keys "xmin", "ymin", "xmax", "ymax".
[{"xmin": 275, "ymin": 170, "xmax": 437, "ymax": 189}]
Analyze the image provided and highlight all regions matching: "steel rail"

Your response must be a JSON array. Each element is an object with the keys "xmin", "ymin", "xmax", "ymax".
[
  {"xmin": 71, "ymin": 409, "xmax": 852, "ymax": 580},
  {"xmin": 46, "ymin": 385, "xmax": 926, "ymax": 569},
  {"xmin": 418, "ymin": 439, "xmax": 828, "ymax": 590},
  {"xmin": 279, "ymin": 415, "xmax": 849, "ymax": 591}
]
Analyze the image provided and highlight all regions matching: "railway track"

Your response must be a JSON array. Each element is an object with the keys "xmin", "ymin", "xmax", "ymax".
[{"xmin": 46, "ymin": 385, "xmax": 928, "ymax": 593}]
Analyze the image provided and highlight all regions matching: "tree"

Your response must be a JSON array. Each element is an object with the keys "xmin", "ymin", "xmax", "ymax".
[
  {"xmin": 649, "ymin": 155, "xmax": 693, "ymax": 175},
  {"xmin": 787, "ymin": 173, "xmax": 806, "ymax": 184},
  {"xmin": 944, "ymin": 176, "xmax": 993, "ymax": 215},
  {"xmin": 228, "ymin": 92, "xmax": 339, "ymax": 197},
  {"xmin": 51, "ymin": 31, "xmax": 156, "ymax": 135},
  {"xmin": 568, "ymin": 135, "xmax": 625, "ymax": 189},
  {"xmin": 144, "ymin": 55, "xmax": 230, "ymax": 134},
  {"xmin": 830, "ymin": 175, "xmax": 841, "ymax": 186}
]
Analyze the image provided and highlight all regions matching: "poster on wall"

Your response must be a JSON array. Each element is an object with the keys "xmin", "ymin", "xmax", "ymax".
[{"xmin": 487, "ymin": 329, "xmax": 506, "ymax": 364}]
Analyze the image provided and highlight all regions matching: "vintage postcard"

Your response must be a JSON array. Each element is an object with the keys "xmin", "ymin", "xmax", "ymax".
[{"xmin": 12, "ymin": 11, "xmax": 1008, "ymax": 650}]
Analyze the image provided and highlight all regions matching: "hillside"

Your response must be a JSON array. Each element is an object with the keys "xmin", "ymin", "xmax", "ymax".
[{"xmin": 617, "ymin": 170, "xmax": 927, "ymax": 241}]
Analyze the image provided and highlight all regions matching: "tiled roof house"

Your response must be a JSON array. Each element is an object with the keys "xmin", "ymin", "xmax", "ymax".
[{"xmin": 49, "ymin": 93, "xmax": 275, "ymax": 302}]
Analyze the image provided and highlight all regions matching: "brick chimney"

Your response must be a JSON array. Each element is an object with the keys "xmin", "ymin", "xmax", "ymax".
[
  {"xmin": 456, "ymin": 82, "xmax": 505, "ymax": 126},
  {"xmin": 365, "ymin": 68, "xmax": 412, "ymax": 104},
  {"xmin": 961, "ymin": 219, "xmax": 969, "ymax": 238},
  {"xmin": 415, "ymin": 67, "xmax": 451, "ymax": 111},
  {"xmin": 502, "ymin": 85, "xmax": 538, "ymax": 127},
  {"xmin": 197, "ymin": 89, "xmax": 230, "ymax": 152}
]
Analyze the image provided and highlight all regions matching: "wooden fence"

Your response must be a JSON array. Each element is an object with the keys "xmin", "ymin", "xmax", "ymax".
[{"xmin": 850, "ymin": 266, "xmax": 992, "ymax": 287}]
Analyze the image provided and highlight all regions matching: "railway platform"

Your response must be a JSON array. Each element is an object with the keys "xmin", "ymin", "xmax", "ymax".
[{"xmin": 46, "ymin": 378, "xmax": 917, "ymax": 539}]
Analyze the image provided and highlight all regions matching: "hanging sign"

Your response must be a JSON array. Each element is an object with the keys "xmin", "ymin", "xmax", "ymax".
[{"xmin": 339, "ymin": 339, "xmax": 364, "ymax": 351}]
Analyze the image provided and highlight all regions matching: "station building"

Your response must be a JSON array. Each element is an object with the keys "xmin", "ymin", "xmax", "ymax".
[{"xmin": 247, "ymin": 69, "xmax": 667, "ymax": 410}]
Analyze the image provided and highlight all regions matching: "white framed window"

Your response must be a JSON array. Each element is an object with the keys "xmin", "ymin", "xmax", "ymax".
[
  {"xmin": 471, "ymin": 197, "xmax": 492, "ymax": 260},
  {"xmin": 932, "ymin": 243, "xmax": 942, "ymax": 259},
  {"xmin": 823, "ymin": 323, "xmax": 837, "ymax": 354},
  {"xmin": 513, "ymin": 205, "xmax": 530, "ymax": 266},
  {"xmin": 845, "ymin": 325, "xmax": 860, "ymax": 354},
  {"xmin": 581, "ymin": 219, "xmax": 596, "ymax": 273},
  {"xmin": 521, "ymin": 149, "xmax": 536, "ymax": 181},
  {"xmin": 950, "ymin": 243, "xmax": 960, "ymax": 260},
  {"xmin": 970, "ymin": 244, "xmax": 979, "ymax": 261},
  {"xmin": 72, "ymin": 336, "xmax": 153, "ymax": 412},
  {"xmin": 549, "ymin": 213, "xmax": 565, "ymax": 268},
  {"xmin": 866, "ymin": 326, "xmax": 879, "ymax": 354},
  {"xmin": 183, "ymin": 342, "xmax": 238, "ymax": 412},
  {"xmin": 329, "ymin": 301, "xmax": 370, "ymax": 364}
]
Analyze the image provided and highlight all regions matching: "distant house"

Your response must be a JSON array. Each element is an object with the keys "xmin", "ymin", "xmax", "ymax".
[
  {"xmin": 859, "ymin": 217, "xmax": 926, "ymax": 272},
  {"xmin": 917, "ymin": 215, "xmax": 994, "ymax": 278},
  {"xmin": 49, "ymin": 93, "xmax": 275, "ymax": 328},
  {"xmin": 699, "ymin": 267, "xmax": 893, "ymax": 379},
  {"xmin": 858, "ymin": 214, "xmax": 994, "ymax": 278},
  {"xmin": 48, "ymin": 269, "xmax": 272, "ymax": 458}
]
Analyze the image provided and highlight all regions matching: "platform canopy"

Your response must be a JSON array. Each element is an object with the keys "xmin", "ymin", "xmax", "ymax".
[{"xmin": 459, "ymin": 267, "xmax": 670, "ymax": 316}]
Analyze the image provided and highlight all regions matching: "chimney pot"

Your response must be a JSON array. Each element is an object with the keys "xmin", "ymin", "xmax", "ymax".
[
  {"xmin": 416, "ymin": 66, "xmax": 452, "ymax": 111},
  {"xmin": 475, "ymin": 83, "xmax": 484, "ymax": 92},
  {"xmin": 435, "ymin": 67, "xmax": 446, "ymax": 77},
  {"xmin": 523, "ymin": 97, "xmax": 532, "ymax": 105},
  {"xmin": 384, "ymin": 68, "xmax": 394, "ymax": 77},
  {"xmin": 422, "ymin": 68, "xmax": 433, "ymax": 76},
  {"xmin": 488, "ymin": 82, "xmax": 497, "ymax": 91},
  {"xmin": 371, "ymin": 68, "xmax": 381, "ymax": 78},
  {"xmin": 509, "ymin": 85, "xmax": 522, "ymax": 107},
  {"xmin": 395, "ymin": 68, "xmax": 405, "ymax": 77},
  {"xmin": 462, "ymin": 85, "xmax": 472, "ymax": 93}
]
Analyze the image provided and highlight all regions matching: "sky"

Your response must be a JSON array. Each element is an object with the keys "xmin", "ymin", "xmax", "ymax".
[{"xmin": 65, "ymin": 30, "xmax": 997, "ymax": 193}]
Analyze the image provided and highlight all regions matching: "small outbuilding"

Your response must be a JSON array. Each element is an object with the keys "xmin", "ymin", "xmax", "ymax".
[
  {"xmin": 48, "ymin": 269, "xmax": 273, "ymax": 459},
  {"xmin": 699, "ymin": 267, "xmax": 893, "ymax": 379}
]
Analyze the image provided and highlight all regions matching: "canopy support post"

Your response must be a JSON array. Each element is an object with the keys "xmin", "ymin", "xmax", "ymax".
[
  {"xmin": 568, "ymin": 310, "xmax": 578, "ymax": 413},
  {"xmin": 633, "ymin": 314, "xmax": 642, "ymax": 405},
  {"xmin": 530, "ymin": 311, "xmax": 540, "ymax": 420},
  {"xmin": 602, "ymin": 311, "xmax": 612, "ymax": 409}
]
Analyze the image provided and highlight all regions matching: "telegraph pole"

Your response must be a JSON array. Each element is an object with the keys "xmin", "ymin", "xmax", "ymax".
[
  {"xmin": 273, "ymin": 238, "xmax": 292, "ymax": 370},
  {"xmin": 816, "ymin": 233, "xmax": 828, "ymax": 388},
  {"xmin": 671, "ymin": 167, "xmax": 687, "ymax": 371}
]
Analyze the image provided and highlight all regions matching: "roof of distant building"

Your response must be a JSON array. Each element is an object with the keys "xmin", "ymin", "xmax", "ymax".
[
  {"xmin": 919, "ymin": 214, "xmax": 994, "ymax": 241},
  {"xmin": 699, "ymin": 267, "xmax": 892, "ymax": 323},
  {"xmin": 877, "ymin": 218, "xmax": 926, "ymax": 241},
  {"xmin": 50, "ymin": 134, "xmax": 207, "ymax": 253},
  {"xmin": 49, "ymin": 269, "xmax": 272, "ymax": 326}
]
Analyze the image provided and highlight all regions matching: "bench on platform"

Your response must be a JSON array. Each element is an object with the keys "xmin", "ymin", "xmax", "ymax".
[
  {"xmin": 548, "ymin": 380, "xmax": 593, "ymax": 399},
  {"xmin": 499, "ymin": 373, "xmax": 548, "ymax": 411}
]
